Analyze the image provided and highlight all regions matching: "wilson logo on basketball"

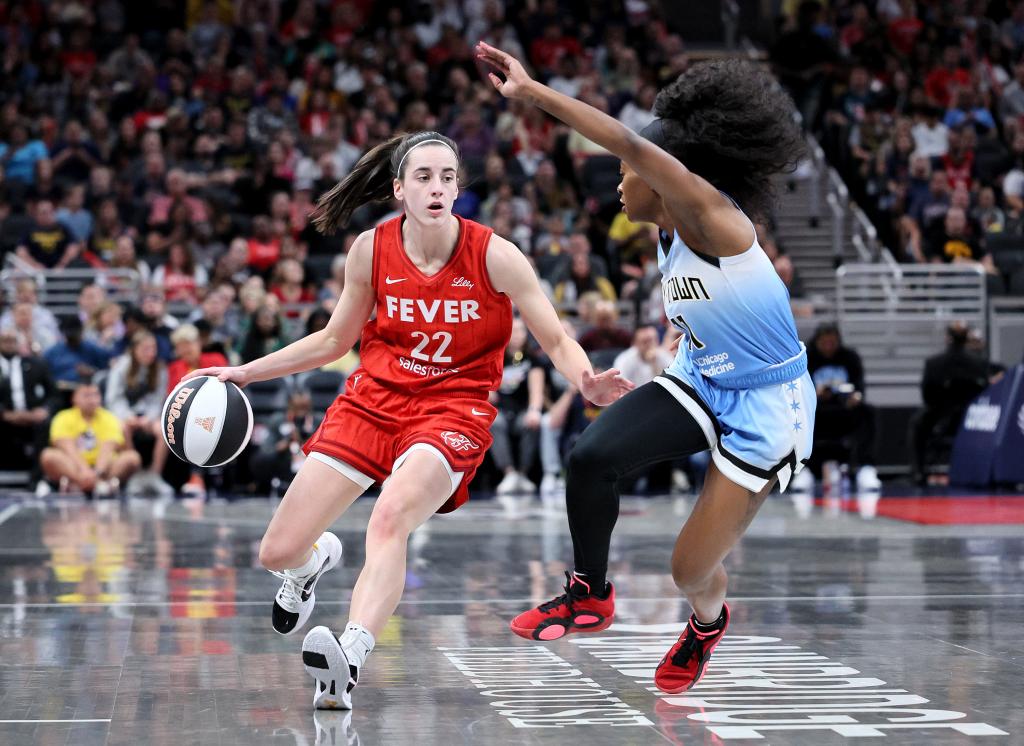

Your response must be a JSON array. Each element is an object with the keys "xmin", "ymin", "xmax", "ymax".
[
  {"xmin": 195, "ymin": 416, "xmax": 216, "ymax": 433},
  {"xmin": 441, "ymin": 430, "xmax": 479, "ymax": 451},
  {"xmin": 165, "ymin": 386, "xmax": 194, "ymax": 445}
]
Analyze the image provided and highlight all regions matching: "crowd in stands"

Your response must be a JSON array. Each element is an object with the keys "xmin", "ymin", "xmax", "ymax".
[
  {"xmin": 1, "ymin": 1, "xmax": 1014, "ymax": 499},
  {"xmin": 0, "ymin": 0, "xmax": 705, "ymax": 498},
  {"xmin": 774, "ymin": 0, "xmax": 1024, "ymax": 294}
]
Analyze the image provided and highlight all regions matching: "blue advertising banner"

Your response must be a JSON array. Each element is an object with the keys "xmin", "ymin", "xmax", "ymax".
[{"xmin": 950, "ymin": 365, "xmax": 1024, "ymax": 487}]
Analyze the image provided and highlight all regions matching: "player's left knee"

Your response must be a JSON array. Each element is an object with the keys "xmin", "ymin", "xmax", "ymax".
[{"xmin": 366, "ymin": 499, "xmax": 415, "ymax": 544}]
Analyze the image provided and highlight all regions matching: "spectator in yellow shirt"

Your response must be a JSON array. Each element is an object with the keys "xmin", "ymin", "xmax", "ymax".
[{"xmin": 39, "ymin": 382, "xmax": 141, "ymax": 497}]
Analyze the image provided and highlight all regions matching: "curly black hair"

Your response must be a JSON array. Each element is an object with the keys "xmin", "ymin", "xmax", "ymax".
[{"xmin": 652, "ymin": 58, "xmax": 805, "ymax": 221}]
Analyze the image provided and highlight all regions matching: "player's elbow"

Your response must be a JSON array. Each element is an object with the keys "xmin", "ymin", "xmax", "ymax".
[{"xmin": 321, "ymin": 328, "xmax": 346, "ymax": 360}]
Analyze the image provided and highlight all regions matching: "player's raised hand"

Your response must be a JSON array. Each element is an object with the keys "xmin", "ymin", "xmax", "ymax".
[
  {"xmin": 182, "ymin": 366, "xmax": 253, "ymax": 387},
  {"xmin": 580, "ymin": 368, "xmax": 636, "ymax": 406},
  {"xmin": 475, "ymin": 41, "xmax": 534, "ymax": 100}
]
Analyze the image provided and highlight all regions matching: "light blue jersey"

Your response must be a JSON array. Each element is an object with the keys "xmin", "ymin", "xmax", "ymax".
[
  {"xmin": 653, "ymin": 206, "xmax": 814, "ymax": 493},
  {"xmin": 659, "ymin": 218, "xmax": 805, "ymax": 388}
]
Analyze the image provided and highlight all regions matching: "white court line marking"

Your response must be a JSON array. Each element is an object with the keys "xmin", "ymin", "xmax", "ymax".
[
  {"xmin": 0, "ymin": 719, "xmax": 110, "ymax": 724},
  {"xmin": 1, "ymin": 593, "xmax": 1024, "ymax": 609},
  {"xmin": 0, "ymin": 503, "xmax": 23, "ymax": 527}
]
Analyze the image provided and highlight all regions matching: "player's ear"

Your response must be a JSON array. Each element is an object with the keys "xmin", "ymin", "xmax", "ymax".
[{"xmin": 393, "ymin": 177, "xmax": 404, "ymax": 202}]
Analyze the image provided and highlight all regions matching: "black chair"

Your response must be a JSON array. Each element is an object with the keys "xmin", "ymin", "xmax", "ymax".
[
  {"xmin": 986, "ymin": 232, "xmax": 1024, "ymax": 273},
  {"xmin": 245, "ymin": 377, "xmax": 291, "ymax": 419},
  {"xmin": 305, "ymin": 253, "xmax": 337, "ymax": 285},
  {"xmin": 299, "ymin": 370, "xmax": 346, "ymax": 412}
]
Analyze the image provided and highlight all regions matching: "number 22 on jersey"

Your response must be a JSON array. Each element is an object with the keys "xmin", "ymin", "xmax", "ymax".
[{"xmin": 410, "ymin": 331, "xmax": 453, "ymax": 363}]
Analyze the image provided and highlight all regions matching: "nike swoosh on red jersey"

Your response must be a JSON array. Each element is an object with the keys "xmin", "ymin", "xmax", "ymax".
[
  {"xmin": 471, "ymin": 408, "xmax": 489, "ymax": 416},
  {"xmin": 385, "ymin": 276, "xmax": 407, "ymax": 284}
]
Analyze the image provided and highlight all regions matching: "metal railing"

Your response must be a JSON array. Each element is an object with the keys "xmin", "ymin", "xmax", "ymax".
[
  {"xmin": 990, "ymin": 296, "xmax": 1024, "ymax": 367},
  {"xmin": 836, "ymin": 263, "xmax": 988, "ymax": 405},
  {"xmin": 1, "ymin": 268, "xmax": 142, "ymax": 317}
]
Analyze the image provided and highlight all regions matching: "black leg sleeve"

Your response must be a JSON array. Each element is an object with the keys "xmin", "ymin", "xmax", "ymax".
[{"xmin": 566, "ymin": 381, "xmax": 712, "ymax": 579}]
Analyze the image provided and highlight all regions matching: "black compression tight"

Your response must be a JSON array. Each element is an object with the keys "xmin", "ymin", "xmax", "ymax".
[{"xmin": 567, "ymin": 380, "xmax": 711, "ymax": 581}]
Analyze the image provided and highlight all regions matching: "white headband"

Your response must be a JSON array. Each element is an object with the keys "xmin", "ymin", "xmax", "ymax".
[{"xmin": 396, "ymin": 139, "xmax": 458, "ymax": 177}]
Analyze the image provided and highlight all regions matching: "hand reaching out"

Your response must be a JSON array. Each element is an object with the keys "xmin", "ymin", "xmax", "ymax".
[
  {"xmin": 580, "ymin": 368, "xmax": 635, "ymax": 406},
  {"xmin": 475, "ymin": 41, "xmax": 536, "ymax": 101}
]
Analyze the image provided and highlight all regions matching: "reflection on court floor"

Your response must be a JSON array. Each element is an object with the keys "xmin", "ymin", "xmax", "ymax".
[{"xmin": 0, "ymin": 492, "xmax": 1018, "ymax": 744}]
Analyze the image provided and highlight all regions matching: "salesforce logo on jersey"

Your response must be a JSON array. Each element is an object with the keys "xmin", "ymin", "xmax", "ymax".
[{"xmin": 963, "ymin": 397, "xmax": 1001, "ymax": 432}]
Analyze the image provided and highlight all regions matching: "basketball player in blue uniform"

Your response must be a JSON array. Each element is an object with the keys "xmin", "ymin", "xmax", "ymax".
[{"xmin": 477, "ymin": 41, "xmax": 811, "ymax": 692}]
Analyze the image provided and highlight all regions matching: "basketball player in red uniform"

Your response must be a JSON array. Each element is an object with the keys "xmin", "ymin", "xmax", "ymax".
[{"xmin": 185, "ymin": 131, "xmax": 634, "ymax": 709}]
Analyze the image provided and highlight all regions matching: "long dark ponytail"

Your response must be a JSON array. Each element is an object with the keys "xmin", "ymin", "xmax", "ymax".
[{"xmin": 312, "ymin": 130, "xmax": 461, "ymax": 235}]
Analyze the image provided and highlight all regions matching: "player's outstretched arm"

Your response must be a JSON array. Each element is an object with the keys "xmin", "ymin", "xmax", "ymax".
[
  {"xmin": 475, "ymin": 41, "xmax": 748, "ymax": 253},
  {"xmin": 486, "ymin": 235, "xmax": 634, "ymax": 406},
  {"xmin": 184, "ymin": 231, "xmax": 376, "ymax": 386}
]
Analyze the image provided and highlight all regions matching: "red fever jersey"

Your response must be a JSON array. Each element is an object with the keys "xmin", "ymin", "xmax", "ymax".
[
  {"xmin": 360, "ymin": 214, "xmax": 512, "ymax": 394},
  {"xmin": 304, "ymin": 214, "xmax": 513, "ymax": 512}
]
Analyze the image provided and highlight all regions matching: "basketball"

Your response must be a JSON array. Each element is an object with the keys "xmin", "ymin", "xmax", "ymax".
[{"xmin": 162, "ymin": 376, "xmax": 254, "ymax": 467}]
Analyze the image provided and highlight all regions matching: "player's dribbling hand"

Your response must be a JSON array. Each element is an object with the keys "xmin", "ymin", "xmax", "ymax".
[
  {"xmin": 182, "ymin": 366, "xmax": 252, "ymax": 387},
  {"xmin": 581, "ymin": 368, "xmax": 636, "ymax": 406},
  {"xmin": 475, "ymin": 41, "xmax": 534, "ymax": 100}
]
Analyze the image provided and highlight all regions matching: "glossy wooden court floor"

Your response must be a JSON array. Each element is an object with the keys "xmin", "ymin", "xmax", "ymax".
[{"xmin": 0, "ymin": 489, "xmax": 1019, "ymax": 745}]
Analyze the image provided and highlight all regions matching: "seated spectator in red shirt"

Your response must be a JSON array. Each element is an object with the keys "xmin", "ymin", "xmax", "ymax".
[
  {"xmin": 529, "ymin": 23, "xmax": 582, "ymax": 74},
  {"xmin": 924, "ymin": 46, "xmax": 971, "ymax": 108},
  {"xmin": 247, "ymin": 215, "xmax": 281, "ymax": 273},
  {"xmin": 59, "ymin": 27, "xmax": 97, "ymax": 79},
  {"xmin": 148, "ymin": 168, "xmax": 209, "ymax": 226},
  {"xmin": 887, "ymin": 0, "xmax": 924, "ymax": 57},
  {"xmin": 151, "ymin": 242, "xmax": 209, "ymax": 305},
  {"xmin": 166, "ymin": 324, "xmax": 229, "ymax": 393},
  {"xmin": 270, "ymin": 258, "xmax": 315, "ymax": 309},
  {"xmin": 578, "ymin": 300, "xmax": 632, "ymax": 352},
  {"xmin": 935, "ymin": 126, "xmax": 976, "ymax": 191}
]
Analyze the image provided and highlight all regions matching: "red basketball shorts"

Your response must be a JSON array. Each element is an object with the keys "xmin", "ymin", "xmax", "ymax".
[{"xmin": 302, "ymin": 371, "xmax": 495, "ymax": 513}]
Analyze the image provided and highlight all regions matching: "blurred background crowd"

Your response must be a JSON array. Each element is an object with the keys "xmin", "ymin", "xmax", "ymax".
[
  {"xmin": 0, "ymin": 0, "xmax": 1015, "ymax": 500},
  {"xmin": 780, "ymin": 0, "xmax": 1024, "ymax": 293}
]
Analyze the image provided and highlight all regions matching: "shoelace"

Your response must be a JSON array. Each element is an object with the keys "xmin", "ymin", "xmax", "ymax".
[
  {"xmin": 670, "ymin": 623, "xmax": 709, "ymax": 667},
  {"xmin": 538, "ymin": 571, "xmax": 581, "ymax": 612},
  {"xmin": 271, "ymin": 569, "xmax": 307, "ymax": 611}
]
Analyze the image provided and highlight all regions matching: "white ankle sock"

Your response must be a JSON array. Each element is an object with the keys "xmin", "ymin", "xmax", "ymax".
[
  {"xmin": 339, "ymin": 622, "xmax": 375, "ymax": 667},
  {"xmin": 289, "ymin": 549, "xmax": 319, "ymax": 577}
]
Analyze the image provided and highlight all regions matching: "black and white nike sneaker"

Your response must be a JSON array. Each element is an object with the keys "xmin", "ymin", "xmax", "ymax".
[
  {"xmin": 271, "ymin": 531, "xmax": 343, "ymax": 636},
  {"xmin": 303, "ymin": 625, "xmax": 360, "ymax": 710}
]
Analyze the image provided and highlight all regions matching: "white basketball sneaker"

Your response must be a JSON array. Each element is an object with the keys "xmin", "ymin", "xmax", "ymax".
[
  {"xmin": 303, "ymin": 625, "xmax": 359, "ymax": 710},
  {"xmin": 271, "ymin": 532, "xmax": 343, "ymax": 636}
]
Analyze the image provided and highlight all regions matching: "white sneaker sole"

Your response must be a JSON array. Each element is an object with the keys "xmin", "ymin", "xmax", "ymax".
[{"xmin": 303, "ymin": 625, "xmax": 356, "ymax": 710}]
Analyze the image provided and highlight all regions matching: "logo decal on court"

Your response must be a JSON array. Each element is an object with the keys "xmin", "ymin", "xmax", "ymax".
[{"xmin": 570, "ymin": 624, "xmax": 1008, "ymax": 740}]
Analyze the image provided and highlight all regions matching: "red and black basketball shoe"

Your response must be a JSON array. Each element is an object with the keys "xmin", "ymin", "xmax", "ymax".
[
  {"xmin": 510, "ymin": 571, "xmax": 615, "ymax": 641},
  {"xmin": 654, "ymin": 602, "xmax": 730, "ymax": 694}
]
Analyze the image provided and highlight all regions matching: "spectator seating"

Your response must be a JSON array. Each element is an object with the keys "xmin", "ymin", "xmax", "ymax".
[
  {"xmin": 300, "ymin": 370, "xmax": 346, "ymax": 413},
  {"xmin": 245, "ymin": 378, "xmax": 291, "ymax": 420}
]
